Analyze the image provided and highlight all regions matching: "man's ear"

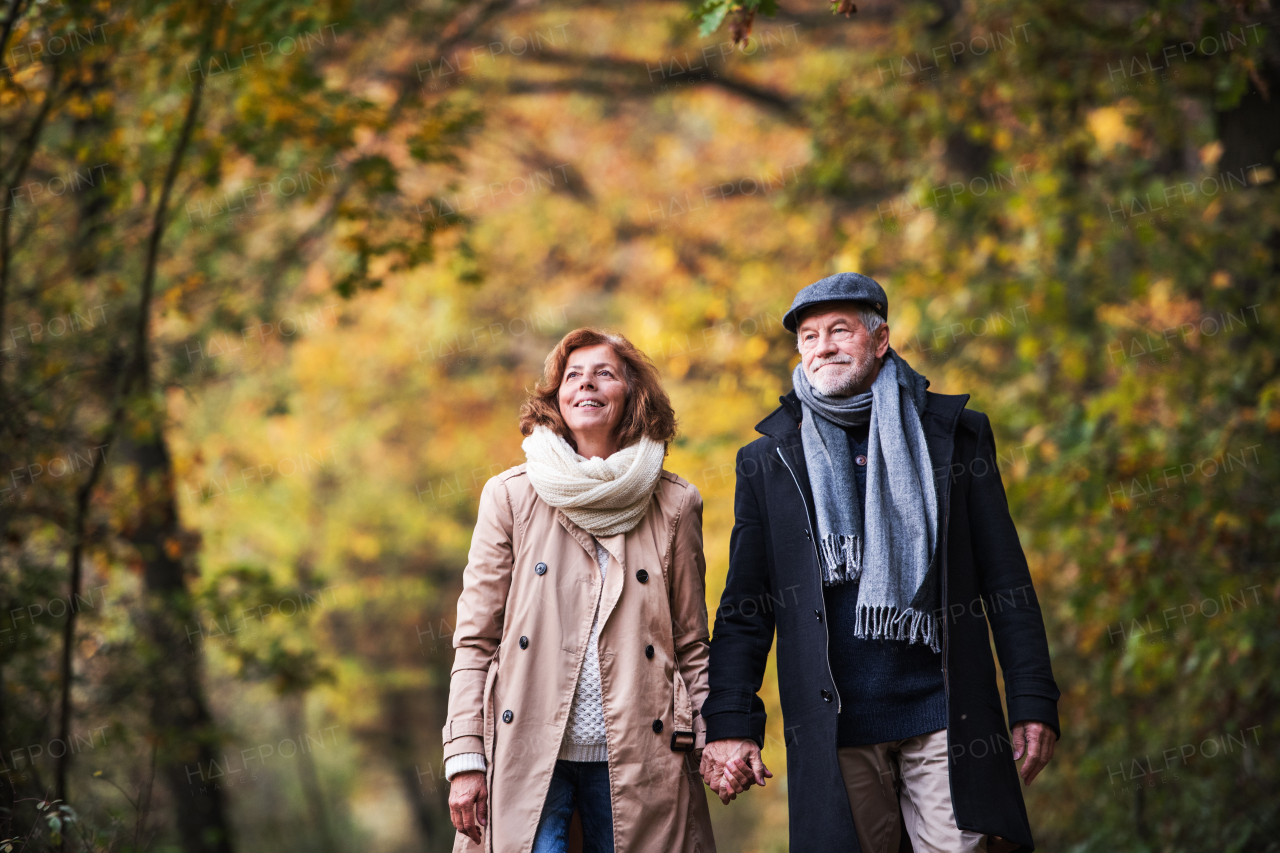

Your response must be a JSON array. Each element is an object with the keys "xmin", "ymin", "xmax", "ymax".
[{"xmin": 874, "ymin": 323, "xmax": 891, "ymax": 358}]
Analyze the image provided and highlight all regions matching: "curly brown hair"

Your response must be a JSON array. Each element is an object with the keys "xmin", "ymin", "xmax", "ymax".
[{"xmin": 518, "ymin": 328, "xmax": 677, "ymax": 453}]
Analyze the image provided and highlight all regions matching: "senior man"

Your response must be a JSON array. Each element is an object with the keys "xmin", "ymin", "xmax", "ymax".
[{"xmin": 699, "ymin": 273, "xmax": 1060, "ymax": 852}]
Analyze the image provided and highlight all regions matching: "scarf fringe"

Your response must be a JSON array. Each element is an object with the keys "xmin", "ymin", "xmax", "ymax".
[
  {"xmin": 854, "ymin": 604, "xmax": 941, "ymax": 653},
  {"xmin": 818, "ymin": 534, "xmax": 861, "ymax": 585}
]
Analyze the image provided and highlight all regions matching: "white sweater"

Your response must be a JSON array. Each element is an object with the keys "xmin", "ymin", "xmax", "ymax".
[{"xmin": 444, "ymin": 540, "xmax": 610, "ymax": 781}]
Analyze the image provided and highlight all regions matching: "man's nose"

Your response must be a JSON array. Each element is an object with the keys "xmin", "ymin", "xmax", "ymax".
[{"xmin": 815, "ymin": 333, "xmax": 840, "ymax": 356}]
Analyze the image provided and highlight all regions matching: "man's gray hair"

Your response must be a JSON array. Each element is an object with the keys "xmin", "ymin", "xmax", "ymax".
[{"xmin": 794, "ymin": 301, "xmax": 885, "ymax": 349}]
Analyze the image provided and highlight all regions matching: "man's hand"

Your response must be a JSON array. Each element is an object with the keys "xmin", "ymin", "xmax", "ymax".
[
  {"xmin": 1011, "ymin": 721, "xmax": 1056, "ymax": 785},
  {"xmin": 700, "ymin": 738, "xmax": 772, "ymax": 804},
  {"xmin": 448, "ymin": 770, "xmax": 488, "ymax": 844}
]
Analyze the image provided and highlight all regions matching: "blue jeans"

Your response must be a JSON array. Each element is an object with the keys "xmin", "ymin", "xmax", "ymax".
[{"xmin": 531, "ymin": 760, "xmax": 614, "ymax": 853}]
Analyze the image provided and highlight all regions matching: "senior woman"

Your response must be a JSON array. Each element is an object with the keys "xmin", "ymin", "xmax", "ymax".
[{"xmin": 442, "ymin": 328, "xmax": 715, "ymax": 853}]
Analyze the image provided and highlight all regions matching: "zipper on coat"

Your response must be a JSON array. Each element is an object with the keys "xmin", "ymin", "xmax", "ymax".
[
  {"xmin": 938, "ymin": 490, "xmax": 951, "ymax": 695},
  {"xmin": 776, "ymin": 447, "xmax": 842, "ymax": 713}
]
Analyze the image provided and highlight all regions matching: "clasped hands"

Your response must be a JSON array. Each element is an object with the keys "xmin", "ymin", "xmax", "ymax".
[
  {"xmin": 699, "ymin": 738, "xmax": 772, "ymax": 804},
  {"xmin": 699, "ymin": 721, "xmax": 1053, "ymax": 807}
]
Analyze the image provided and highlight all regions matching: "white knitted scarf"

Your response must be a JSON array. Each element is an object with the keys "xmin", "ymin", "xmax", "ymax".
[{"xmin": 522, "ymin": 425, "xmax": 665, "ymax": 537}]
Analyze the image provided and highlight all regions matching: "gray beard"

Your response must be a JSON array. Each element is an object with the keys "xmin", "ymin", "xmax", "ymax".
[{"xmin": 808, "ymin": 349, "xmax": 878, "ymax": 397}]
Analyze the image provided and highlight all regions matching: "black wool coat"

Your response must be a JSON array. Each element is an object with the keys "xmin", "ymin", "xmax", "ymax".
[{"xmin": 702, "ymin": 390, "xmax": 1061, "ymax": 852}]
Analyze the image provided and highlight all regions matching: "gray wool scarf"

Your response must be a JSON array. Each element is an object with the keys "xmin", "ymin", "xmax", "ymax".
[{"xmin": 792, "ymin": 348, "xmax": 941, "ymax": 651}]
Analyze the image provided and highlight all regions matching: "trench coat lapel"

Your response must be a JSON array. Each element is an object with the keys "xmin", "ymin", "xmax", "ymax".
[
  {"xmin": 554, "ymin": 508, "xmax": 597, "ymax": 559},
  {"xmin": 595, "ymin": 530, "xmax": 626, "ymax": 631},
  {"xmin": 553, "ymin": 509, "xmax": 627, "ymax": 630}
]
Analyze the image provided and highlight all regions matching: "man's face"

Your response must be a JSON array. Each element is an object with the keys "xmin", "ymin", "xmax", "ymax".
[{"xmin": 797, "ymin": 303, "xmax": 890, "ymax": 397}]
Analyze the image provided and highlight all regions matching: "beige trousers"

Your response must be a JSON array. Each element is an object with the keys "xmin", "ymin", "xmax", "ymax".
[{"xmin": 837, "ymin": 729, "xmax": 987, "ymax": 853}]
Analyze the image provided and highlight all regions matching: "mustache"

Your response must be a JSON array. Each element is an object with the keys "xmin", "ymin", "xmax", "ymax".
[{"xmin": 810, "ymin": 354, "xmax": 855, "ymax": 368}]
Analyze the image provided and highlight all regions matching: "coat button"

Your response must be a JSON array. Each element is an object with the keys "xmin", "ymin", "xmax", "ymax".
[
  {"xmin": 855, "ymin": 454, "xmax": 867, "ymax": 466},
  {"xmin": 821, "ymin": 690, "xmax": 833, "ymax": 703},
  {"xmin": 652, "ymin": 719, "xmax": 663, "ymax": 733},
  {"xmin": 519, "ymin": 636, "xmax": 529, "ymax": 649},
  {"xmin": 804, "ymin": 530, "xmax": 811, "ymax": 540},
  {"xmin": 645, "ymin": 645, "xmax": 654, "ymax": 659},
  {"xmin": 502, "ymin": 710, "xmax": 513, "ymax": 723},
  {"xmin": 534, "ymin": 562, "xmax": 547, "ymax": 575},
  {"xmin": 635, "ymin": 569, "xmax": 649, "ymax": 584},
  {"xmin": 815, "ymin": 610, "xmax": 823, "ymax": 622}
]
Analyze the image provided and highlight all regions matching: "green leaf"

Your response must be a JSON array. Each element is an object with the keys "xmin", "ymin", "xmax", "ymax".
[{"xmin": 693, "ymin": 0, "xmax": 732, "ymax": 37}]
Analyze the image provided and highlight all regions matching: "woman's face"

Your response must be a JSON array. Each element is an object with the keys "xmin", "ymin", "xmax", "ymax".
[{"xmin": 557, "ymin": 343, "xmax": 628, "ymax": 449}]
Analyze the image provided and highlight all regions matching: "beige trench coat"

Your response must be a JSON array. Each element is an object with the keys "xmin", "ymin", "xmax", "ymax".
[{"xmin": 443, "ymin": 465, "xmax": 715, "ymax": 853}]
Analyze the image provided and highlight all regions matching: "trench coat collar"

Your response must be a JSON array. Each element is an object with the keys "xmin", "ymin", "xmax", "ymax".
[{"xmin": 553, "ymin": 508, "xmax": 628, "ymax": 568}]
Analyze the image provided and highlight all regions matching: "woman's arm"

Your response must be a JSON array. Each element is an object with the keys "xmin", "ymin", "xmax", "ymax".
[
  {"xmin": 669, "ymin": 484, "xmax": 711, "ymax": 749},
  {"xmin": 443, "ymin": 475, "xmax": 517, "ymax": 764}
]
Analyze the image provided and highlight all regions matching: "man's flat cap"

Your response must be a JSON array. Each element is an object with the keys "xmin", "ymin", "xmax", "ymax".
[{"xmin": 782, "ymin": 272, "xmax": 889, "ymax": 332}]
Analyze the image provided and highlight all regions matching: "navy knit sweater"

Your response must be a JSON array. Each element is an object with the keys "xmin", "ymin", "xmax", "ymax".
[{"xmin": 823, "ymin": 421, "xmax": 948, "ymax": 748}]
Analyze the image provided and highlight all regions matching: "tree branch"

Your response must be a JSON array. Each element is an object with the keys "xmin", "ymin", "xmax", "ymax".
[{"xmin": 54, "ymin": 1, "xmax": 223, "ymax": 804}]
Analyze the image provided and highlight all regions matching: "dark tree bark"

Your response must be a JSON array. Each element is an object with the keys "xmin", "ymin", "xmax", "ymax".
[
  {"xmin": 386, "ymin": 688, "xmax": 444, "ymax": 852},
  {"xmin": 127, "ymin": 425, "xmax": 236, "ymax": 853}
]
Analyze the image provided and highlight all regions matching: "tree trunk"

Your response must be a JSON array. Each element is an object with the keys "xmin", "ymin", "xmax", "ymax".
[
  {"xmin": 386, "ymin": 688, "xmax": 444, "ymax": 852},
  {"xmin": 284, "ymin": 695, "xmax": 340, "ymax": 853},
  {"xmin": 126, "ymin": 420, "xmax": 236, "ymax": 853}
]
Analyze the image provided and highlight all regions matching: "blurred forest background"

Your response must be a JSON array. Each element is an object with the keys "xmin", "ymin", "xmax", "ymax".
[{"xmin": 1, "ymin": 0, "xmax": 1278, "ymax": 850}]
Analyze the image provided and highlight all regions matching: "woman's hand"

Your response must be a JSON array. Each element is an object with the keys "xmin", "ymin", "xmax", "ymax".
[
  {"xmin": 448, "ymin": 770, "xmax": 488, "ymax": 844},
  {"xmin": 700, "ymin": 738, "xmax": 771, "ymax": 804}
]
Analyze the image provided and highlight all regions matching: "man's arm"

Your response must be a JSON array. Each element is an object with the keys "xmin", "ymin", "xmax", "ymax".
[
  {"xmin": 701, "ymin": 446, "xmax": 777, "ymax": 800},
  {"xmin": 703, "ymin": 445, "xmax": 777, "ymax": 744},
  {"xmin": 967, "ymin": 414, "xmax": 1061, "ymax": 783}
]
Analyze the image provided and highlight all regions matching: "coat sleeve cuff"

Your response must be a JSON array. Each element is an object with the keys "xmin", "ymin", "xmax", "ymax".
[
  {"xmin": 443, "ymin": 734, "xmax": 486, "ymax": 762},
  {"xmin": 444, "ymin": 752, "xmax": 487, "ymax": 782},
  {"xmin": 704, "ymin": 711, "xmax": 764, "ymax": 749},
  {"xmin": 1007, "ymin": 696, "xmax": 1061, "ymax": 740},
  {"xmin": 442, "ymin": 718, "xmax": 485, "ymax": 744}
]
